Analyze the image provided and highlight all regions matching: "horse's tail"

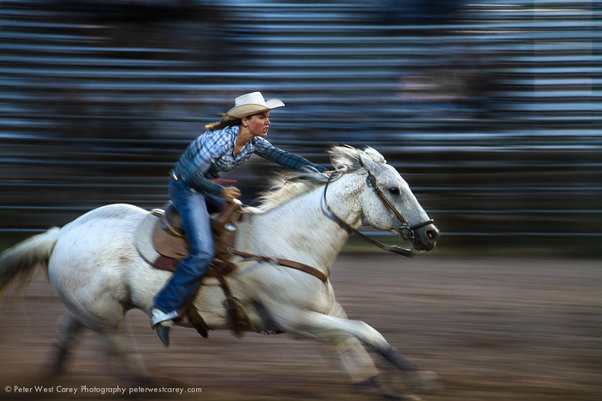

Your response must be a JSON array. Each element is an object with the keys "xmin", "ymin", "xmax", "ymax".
[{"xmin": 0, "ymin": 227, "xmax": 61, "ymax": 298}]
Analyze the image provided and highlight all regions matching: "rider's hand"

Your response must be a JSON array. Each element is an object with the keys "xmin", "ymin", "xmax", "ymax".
[{"xmin": 221, "ymin": 186, "xmax": 241, "ymax": 203}]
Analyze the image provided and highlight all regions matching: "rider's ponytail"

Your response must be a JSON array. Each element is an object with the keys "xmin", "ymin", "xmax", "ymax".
[{"xmin": 205, "ymin": 115, "xmax": 242, "ymax": 130}]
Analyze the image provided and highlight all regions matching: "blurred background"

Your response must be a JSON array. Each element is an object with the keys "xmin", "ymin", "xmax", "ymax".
[
  {"xmin": 0, "ymin": 0, "xmax": 600, "ymax": 256},
  {"xmin": 1, "ymin": 3, "xmax": 601, "ymax": 400}
]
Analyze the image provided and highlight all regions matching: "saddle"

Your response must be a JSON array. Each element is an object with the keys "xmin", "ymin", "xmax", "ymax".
[
  {"xmin": 139, "ymin": 200, "xmax": 243, "ymax": 272},
  {"xmin": 135, "ymin": 200, "xmax": 250, "ymax": 337}
]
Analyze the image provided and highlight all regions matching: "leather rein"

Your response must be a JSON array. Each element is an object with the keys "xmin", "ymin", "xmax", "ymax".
[
  {"xmin": 323, "ymin": 160, "xmax": 434, "ymax": 257},
  {"xmin": 229, "ymin": 160, "xmax": 432, "ymax": 282}
]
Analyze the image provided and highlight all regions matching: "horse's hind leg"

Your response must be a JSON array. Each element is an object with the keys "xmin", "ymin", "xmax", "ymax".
[
  {"xmin": 48, "ymin": 313, "xmax": 85, "ymax": 376},
  {"xmin": 97, "ymin": 327, "xmax": 154, "ymax": 384},
  {"xmin": 100, "ymin": 331, "xmax": 135, "ymax": 376}
]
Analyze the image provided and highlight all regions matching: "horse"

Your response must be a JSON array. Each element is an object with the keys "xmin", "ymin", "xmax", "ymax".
[{"xmin": 0, "ymin": 146, "xmax": 440, "ymax": 399}]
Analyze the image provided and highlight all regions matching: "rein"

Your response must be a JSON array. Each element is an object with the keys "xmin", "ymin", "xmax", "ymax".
[
  {"xmin": 220, "ymin": 158, "xmax": 433, "ymax": 282},
  {"xmin": 323, "ymin": 162, "xmax": 433, "ymax": 257}
]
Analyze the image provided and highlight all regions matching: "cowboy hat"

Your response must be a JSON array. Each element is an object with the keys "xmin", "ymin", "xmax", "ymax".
[{"xmin": 220, "ymin": 91, "xmax": 285, "ymax": 125}]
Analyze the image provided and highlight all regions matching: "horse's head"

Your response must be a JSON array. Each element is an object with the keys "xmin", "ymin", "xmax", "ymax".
[{"xmin": 332, "ymin": 146, "xmax": 439, "ymax": 252}]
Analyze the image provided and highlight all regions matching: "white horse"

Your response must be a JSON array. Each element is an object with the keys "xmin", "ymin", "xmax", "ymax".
[{"xmin": 0, "ymin": 146, "xmax": 439, "ymax": 398}]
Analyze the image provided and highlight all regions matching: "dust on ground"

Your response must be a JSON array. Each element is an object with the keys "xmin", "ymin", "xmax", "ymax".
[{"xmin": 0, "ymin": 255, "xmax": 600, "ymax": 401}]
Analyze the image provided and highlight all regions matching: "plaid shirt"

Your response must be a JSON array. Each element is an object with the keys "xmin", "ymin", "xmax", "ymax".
[{"xmin": 173, "ymin": 125, "xmax": 325, "ymax": 195}]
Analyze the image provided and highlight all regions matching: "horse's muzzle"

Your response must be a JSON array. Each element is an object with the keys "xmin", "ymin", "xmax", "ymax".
[{"xmin": 410, "ymin": 223, "xmax": 439, "ymax": 251}]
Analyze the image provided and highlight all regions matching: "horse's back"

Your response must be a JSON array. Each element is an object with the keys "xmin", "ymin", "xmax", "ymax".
[
  {"xmin": 65, "ymin": 203, "xmax": 147, "ymax": 227},
  {"xmin": 53, "ymin": 203, "xmax": 149, "ymax": 270}
]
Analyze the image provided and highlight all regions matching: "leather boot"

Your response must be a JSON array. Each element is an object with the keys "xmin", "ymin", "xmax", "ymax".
[{"xmin": 151, "ymin": 309, "xmax": 178, "ymax": 347}]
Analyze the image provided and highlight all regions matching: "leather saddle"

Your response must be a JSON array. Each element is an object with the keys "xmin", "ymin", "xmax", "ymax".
[
  {"xmin": 135, "ymin": 200, "xmax": 249, "ymax": 338},
  {"xmin": 136, "ymin": 200, "xmax": 244, "ymax": 273}
]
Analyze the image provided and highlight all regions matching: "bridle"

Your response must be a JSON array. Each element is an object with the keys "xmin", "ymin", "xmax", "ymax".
[{"xmin": 323, "ymin": 158, "xmax": 434, "ymax": 257}]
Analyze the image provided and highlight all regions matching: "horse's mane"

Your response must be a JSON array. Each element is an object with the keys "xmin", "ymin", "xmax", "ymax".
[{"xmin": 253, "ymin": 145, "xmax": 386, "ymax": 212}]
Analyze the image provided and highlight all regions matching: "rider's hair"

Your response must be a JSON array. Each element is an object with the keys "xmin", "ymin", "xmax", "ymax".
[
  {"xmin": 204, "ymin": 112, "xmax": 263, "ymax": 131},
  {"xmin": 205, "ymin": 119, "xmax": 238, "ymax": 130}
]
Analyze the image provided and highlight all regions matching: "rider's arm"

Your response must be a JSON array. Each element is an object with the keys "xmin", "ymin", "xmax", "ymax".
[
  {"xmin": 254, "ymin": 137, "xmax": 326, "ymax": 173},
  {"xmin": 188, "ymin": 172, "xmax": 223, "ymax": 196},
  {"xmin": 174, "ymin": 130, "xmax": 228, "ymax": 196}
]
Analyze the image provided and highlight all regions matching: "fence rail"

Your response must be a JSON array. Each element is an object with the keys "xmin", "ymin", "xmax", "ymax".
[{"xmin": 0, "ymin": 1, "xmax": 600, "ymax": 252}]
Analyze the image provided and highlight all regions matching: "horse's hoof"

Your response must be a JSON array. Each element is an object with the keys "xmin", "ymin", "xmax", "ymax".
[
  {"xmin": 126, "ymin": 373, "xmax": 161, "ymax": 387},
  {"xmin": 397, "ymin": 370, "xmax": 442, "ymax": 394},
  {"xmin": 355, "ymin": 376, "xmax": 423, "ymax": 401},
  {"xmin": 356, "ymin": 376, "xmax": 380, "ymax": 389},
  {"xmin": 399, "ymin": 395, "xmax": 423, "ymax": 401},
  {"xmin": 43, "ymin": 344, "xmax": 69, "ymax": 378}
]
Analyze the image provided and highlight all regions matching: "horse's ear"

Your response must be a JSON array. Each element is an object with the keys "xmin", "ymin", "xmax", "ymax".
[
  {"xmin": 358, "ymin": 150, "xmax": 378, "ymax": 172},
  {"xmin": 363, "ymin": 147, "xmax": 386, "ymax": 164}
]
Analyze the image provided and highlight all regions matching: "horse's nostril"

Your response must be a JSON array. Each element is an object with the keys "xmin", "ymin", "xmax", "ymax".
[{"xmin": 426, "ymin": 230, "xmax": 436, "ymax": 240}]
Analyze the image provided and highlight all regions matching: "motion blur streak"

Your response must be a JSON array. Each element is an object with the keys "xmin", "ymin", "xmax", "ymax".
[
  {"xmin": 0, "ymin": 0, "xmax": 600, "ymax": 257},
  {"xmin": 1, "ymin": 3, "xmax": 601, "ymax": 401}
]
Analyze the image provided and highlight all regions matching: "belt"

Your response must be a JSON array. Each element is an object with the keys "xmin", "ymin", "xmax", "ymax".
[
  {"xmin": 170, "ymin": 169, "xmax": 181, "ymax": 181},
  {"xmin": 170, "ymin": 170, "xmax": 199, "ymax": 193}
]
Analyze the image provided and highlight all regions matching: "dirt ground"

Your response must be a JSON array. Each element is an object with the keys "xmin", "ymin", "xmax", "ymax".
[{"xmin": 0, "ymin": 254, "xmax": 600, "ymax": 401}]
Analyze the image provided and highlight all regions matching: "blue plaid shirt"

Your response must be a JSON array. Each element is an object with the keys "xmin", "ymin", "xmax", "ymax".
[{"xmin": 173, "ymin": 125, "xmax": 325, "ymax": 196}]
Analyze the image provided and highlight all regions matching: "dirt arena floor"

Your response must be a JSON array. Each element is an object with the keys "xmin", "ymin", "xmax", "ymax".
[{"xmin": 0, "ymin": 254, "xmax": 600, "ymax": 401}]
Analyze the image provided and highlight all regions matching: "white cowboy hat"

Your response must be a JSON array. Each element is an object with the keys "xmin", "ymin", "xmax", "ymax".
[{"xmin": 220, "ymin": 91, "xmax": 285, "ymax": 124}]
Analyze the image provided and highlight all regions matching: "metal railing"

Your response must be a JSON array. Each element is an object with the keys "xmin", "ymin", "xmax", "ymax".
[{"xmin": 0, "ymin": 1, "xmax": 600, "ymax": 251}]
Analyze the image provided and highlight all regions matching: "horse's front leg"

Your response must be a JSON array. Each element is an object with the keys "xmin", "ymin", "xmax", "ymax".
[
  {"xmin": 279, "ymin": 309, "xmax": 440, "ymax": 394},
  {"xmin": 324, "ymin": 301, "xmax": 379, "ymax": 383}
]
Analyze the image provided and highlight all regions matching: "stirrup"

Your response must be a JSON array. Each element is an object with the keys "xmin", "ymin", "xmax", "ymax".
[{"xmin": 150, "ymin": 309, "xmax": 178, "ymax": 328}]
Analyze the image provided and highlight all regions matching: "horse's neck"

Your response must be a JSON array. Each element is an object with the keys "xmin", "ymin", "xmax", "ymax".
[{"xmin": 238, "ymin": 175, "xmax": 362, "ymax": 269}]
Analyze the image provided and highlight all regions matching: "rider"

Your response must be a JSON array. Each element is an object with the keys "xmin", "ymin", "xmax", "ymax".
[{"xmin": 151, "ymin": 91, "xmax": 326, "ymax": 346}]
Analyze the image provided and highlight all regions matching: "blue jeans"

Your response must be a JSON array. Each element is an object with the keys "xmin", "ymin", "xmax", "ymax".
[{"xmin": 153, "ymin": 179, "xmax": 225, "ymax": 315}]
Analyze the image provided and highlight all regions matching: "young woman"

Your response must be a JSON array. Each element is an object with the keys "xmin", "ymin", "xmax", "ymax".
[{"xmin": 151, "ymin": 92, "xmax": 326, "ymax": 346}]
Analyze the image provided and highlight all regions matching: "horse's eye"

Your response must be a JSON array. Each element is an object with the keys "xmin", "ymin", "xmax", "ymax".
[{"xmin": 388, "ymin": 187, "xmax": 400, "ymax": 196}]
